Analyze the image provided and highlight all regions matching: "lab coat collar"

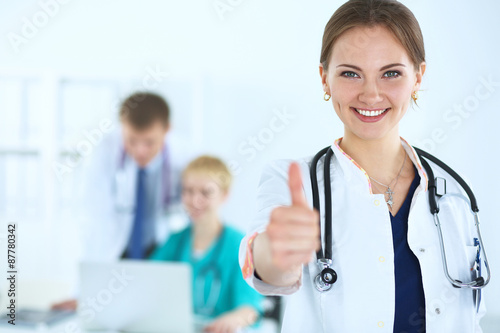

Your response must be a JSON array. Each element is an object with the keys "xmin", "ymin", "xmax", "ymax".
[
  {"xmin": 331, "ymin": 137, "xmax": 428, "ymax": 195},
  {"xmin": 119, "ymin": 145, "xmax": 164, "ymax": 174},
  {"xmin": 144, "ymin": 148, "xmax": 164, "ymax": 172}
]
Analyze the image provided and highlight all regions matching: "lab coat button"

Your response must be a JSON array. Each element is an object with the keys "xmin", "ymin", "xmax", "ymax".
[
  {"xmin": 378, "ymin": 256, "xmax": 385, "ymax": 262},
  {"xmin": 377, "ymin": 321, "xmax": 384, "ymax": 328},
  {"xmin": 374, "ymin": 199, "xmax": 380, "ymax": 206},
  {"xmin": 419, "ymin": 248, "xmax": 425, "ymax": 253},
  {"xmin": 435, "ymin": 308, "xmax": 441, "ymax": 315}
]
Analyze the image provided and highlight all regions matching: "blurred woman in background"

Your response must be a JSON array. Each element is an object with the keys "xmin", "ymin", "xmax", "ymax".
[{"xmin": 151, "ymin": 156, "xmax": 263, "ymax": 333}]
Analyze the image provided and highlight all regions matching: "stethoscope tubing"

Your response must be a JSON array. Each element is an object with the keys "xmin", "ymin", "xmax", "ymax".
[
  {"xmin": 311, "ymin": 145, "xmax": 491, "ymax": 291},
  {"xmin": 189, "ymin": 227, "xmax": 225, "ymax": 315}
]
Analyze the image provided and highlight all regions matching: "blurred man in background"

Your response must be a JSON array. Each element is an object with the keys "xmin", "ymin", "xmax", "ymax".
[{"xmin": 53, "ymin": 92, "xmax": 193, "ymax": 310}]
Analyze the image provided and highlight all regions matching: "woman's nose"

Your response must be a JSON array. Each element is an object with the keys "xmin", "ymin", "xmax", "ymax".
[
  {"xmin": 192, "ymin": 193, "xmax": 205, "ymax": 207},
  {"xmin": 359, "ymin": 81, "xmax": 384, "ymax": 106}
]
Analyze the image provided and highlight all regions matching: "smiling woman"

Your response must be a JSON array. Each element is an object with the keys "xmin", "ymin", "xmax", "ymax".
[
  {"xmin": 150, "ymin": 155, "xmax": 263, "ymax": 333},
  {"xmin": 322, "ymin": 24, "xmax": 425, "ymax": 146},
  {"xmin": 239, "ymin": 0, "xmax": 487, "ymax": 332}
]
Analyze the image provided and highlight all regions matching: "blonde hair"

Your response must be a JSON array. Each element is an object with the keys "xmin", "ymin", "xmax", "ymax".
[{"xmin": 182, "ymin": 155, "xmax": 232, "ymax": 192}]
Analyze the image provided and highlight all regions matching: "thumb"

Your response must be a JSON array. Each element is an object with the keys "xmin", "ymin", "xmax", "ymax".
[{"xmin": 288, "ymin": 162, "xmax": 307, "ymax": 207}]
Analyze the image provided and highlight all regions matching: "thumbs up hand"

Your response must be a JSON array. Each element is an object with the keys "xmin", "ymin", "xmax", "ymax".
[{"xmin": 265, "ymin": 162, "xmax": 320, "ymax": 273}]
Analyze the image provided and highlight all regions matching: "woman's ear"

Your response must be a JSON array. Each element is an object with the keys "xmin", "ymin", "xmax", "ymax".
[
  {"xmin": 220, "ymin": 189, "xmax": 230, "ymax": 205},
  {"xmin": 414, "ymin": 61, "xmax": 426, "ymax": 92},
  {"xmin": 163, "ymin": 123, "xmax": 171, "ymax": 136},
  {"xmin": 319, "ymin": 63, "xmax": 330, "ymax": 94},
  {"xmin": 224, "ymin": 189, "xmax": 230, "ymax": 200}
]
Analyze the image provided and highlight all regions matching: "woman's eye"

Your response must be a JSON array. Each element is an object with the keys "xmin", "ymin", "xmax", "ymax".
[
  {"xmin": 341, "ymin": 71, "xmax": 359, "ymax": 78},
  {"xmin": 202, "ymin": 190, "xmax": 213, "ymax": 198},
  {"xmin": 383, "ymin": 70, "xmax": 401, "ymax": 78}
]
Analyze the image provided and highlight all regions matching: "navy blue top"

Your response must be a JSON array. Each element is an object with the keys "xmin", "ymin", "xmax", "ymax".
[{"xmin": 390, "ymin": 166, "xmax": 426, "ymax": 333}]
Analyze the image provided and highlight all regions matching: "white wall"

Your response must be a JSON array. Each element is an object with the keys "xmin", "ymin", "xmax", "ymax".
[{"xmin": 0, "ymin": 0, "xmax": 499, "ymax": 328}]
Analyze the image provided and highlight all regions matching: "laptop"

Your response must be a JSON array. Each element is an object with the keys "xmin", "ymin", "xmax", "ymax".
[{"xmin": 79, "ymin": 260, "xmax": 199, "ymax": 332}]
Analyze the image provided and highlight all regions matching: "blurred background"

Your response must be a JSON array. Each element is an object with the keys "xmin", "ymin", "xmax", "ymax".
[{"xmin": 0, "ymin": 0, "xmax": 499, "ymax": 331}]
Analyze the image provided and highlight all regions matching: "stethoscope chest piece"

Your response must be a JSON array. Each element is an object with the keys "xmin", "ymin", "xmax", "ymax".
[{"xmin": 314, "ymin": 259, "xmax": 337, "ymax": 292}]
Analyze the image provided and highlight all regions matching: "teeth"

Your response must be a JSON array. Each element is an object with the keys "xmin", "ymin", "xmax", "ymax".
[{"xmin": 355, "ymin": 108, "xmax": 388, "ymax": 117}]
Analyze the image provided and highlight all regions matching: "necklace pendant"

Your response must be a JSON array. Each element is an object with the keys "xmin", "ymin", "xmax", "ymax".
[
  {"xmin": 387, "ymin": 199, "xmax": 394, "ymax": 209},
  {"xmin": 386, "ymin": 187, "xmax": 394, "ymax": 209}
]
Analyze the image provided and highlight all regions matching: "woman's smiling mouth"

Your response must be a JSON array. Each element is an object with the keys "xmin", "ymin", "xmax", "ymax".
[{"xmin": 351, "ymin": 107, "xmax": 390, "ymax": 122}]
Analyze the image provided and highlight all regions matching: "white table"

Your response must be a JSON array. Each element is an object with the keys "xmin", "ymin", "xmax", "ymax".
[{"xmin": 0, "ymin": 315, "xmax": 278, "ymax": 333}]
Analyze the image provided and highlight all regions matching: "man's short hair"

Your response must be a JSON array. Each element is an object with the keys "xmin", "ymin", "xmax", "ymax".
[{"xmin": 119, "ymin": 92, "xmax": 170, "ymax": 130}]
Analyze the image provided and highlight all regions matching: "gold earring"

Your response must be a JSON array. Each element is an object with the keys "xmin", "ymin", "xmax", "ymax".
[
  {"xmin": 411, "ymin": 91, "xmax": 418, "ymax": 102},
  {"xmin": 324, "ymin": 92, "xmax": 331, "ymax": 101}
]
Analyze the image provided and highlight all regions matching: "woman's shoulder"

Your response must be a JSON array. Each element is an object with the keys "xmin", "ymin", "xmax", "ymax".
[
  {"xmin": 150, "ymin": 226, "xmax": 191, "ymax": 261},
  {"xmin": 262, "ymin": 156, "xmax": 314, "ymax": 175},
  {"xmin": 158, "ymin": 225, "xmax": 191, "ymax": 249},
  {"xmin": 221, "ymin": 224, "xmax": 245, "ymax": 242},
  {"xmin": 257, "ymin": 157, "xmax": 314, "ymax": 195},
  {"xmin": 218, "ymin": 225, "xmax": 246, "ymax": 265},
  {"xmin": 168, "ymin": 226, "xmax": 192, "ymax": 242}
]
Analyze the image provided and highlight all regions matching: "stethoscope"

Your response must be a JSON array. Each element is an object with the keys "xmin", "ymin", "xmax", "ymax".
[
  {"xmin": 178, "ymin": 226, "xmax": 225, "ymax": 316},
  {"xmin": 115, "ymin": 144, "xmax": 172, "ymax": 211},
  {"xmin": 310, "ymin": 146, "xmax": 491, "ymax": 304}
]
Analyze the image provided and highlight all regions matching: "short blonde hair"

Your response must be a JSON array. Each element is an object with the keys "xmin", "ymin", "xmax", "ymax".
[{"xmin": 182, "ymin": 155, "xmax": 232, "ymax": 192}]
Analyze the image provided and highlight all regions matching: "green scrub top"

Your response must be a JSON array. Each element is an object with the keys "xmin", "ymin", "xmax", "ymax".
[{"xmin": 150, "ymin": 224, "xmax": 263, "ymax": 319}]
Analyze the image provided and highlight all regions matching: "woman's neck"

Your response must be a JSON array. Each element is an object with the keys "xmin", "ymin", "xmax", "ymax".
[
  {"xmin": 192, "ymin": 214, "xmax": 223, "ymax": 252},
  {"xmin": 339, "ymin": 129, "xmax": 409, "ymax": 186}
]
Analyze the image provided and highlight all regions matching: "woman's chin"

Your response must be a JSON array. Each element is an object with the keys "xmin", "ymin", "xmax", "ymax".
[
  {"xmin": 190, "ymin": 213, "xmax": 208, "ymax": 224},
  {"xmin": 346, "ymin": 124, "xmax": 396, "ymax": 142}
]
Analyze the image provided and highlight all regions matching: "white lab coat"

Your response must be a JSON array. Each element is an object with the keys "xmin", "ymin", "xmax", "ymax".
[
  {"xmin": 239, "ymin": 137, "xmax": 486, "ymax": 332},
  {"xmin": 77, "ymin": 129, "xmax": 195, "ymax": 261}
]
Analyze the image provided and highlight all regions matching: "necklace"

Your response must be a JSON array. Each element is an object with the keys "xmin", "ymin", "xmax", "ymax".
[{"xmin": 369, "ymin": 152, "xmax": 407, "ymax": 210}]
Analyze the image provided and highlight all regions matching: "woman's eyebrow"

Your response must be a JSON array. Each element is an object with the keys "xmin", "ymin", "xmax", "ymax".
[
  {"xmin": 380, "ymin": 63, "xmax": 406, "ymax": 71},
  {"xmin": 336, "ymin": 64, "xmax": 362, "ymax": 71},
  {"xmin": 336, "ymin": 63, "xmax": 406, "ymax": 71}
]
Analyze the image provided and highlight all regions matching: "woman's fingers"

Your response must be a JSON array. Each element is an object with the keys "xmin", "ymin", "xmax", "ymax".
[
  {"xmin": 288, "ymin": 162, "xmax": 308, "ymax": 208},
  {"xmin": 265, "ymin": 163, "xmax": 320, "ymax": 272},
  {"xmin": 270, "ymin": 237, "xmax": 320, "ymax": 253}
]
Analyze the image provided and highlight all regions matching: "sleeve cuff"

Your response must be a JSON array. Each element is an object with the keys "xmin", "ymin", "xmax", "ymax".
[
  {"xmin": 240, "ymin": 231, "xmax": 302, "ymax": 296},
  {"xmin": 242, "ymin": 232, "xmax": 258, "ymax": 279}
]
